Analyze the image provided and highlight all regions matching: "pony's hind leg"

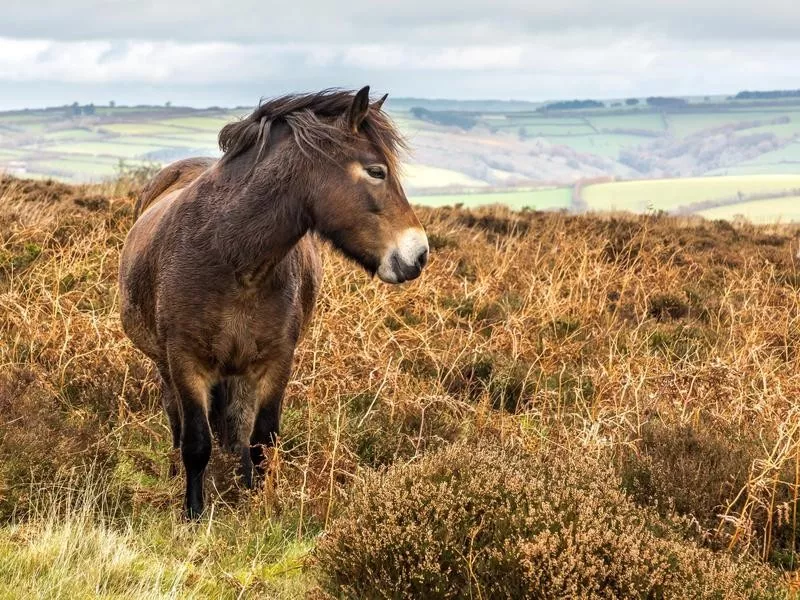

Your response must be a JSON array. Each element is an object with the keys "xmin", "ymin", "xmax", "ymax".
[
  {"xmin": 158, "ymin": 365, "xmax": 182, "ymax": 477},
  {"xmin": 168, "ymin": 353, "xmax": 213, "ymax": 519},
  {"xmin": 158, "ymin": 365, "xmax": 181, "ymax": 448}
]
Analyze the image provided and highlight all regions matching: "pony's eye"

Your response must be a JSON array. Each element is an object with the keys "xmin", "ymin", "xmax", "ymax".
[{"xmin": 366, "ymin": 165, "xmax": 387, "ymax": 180}]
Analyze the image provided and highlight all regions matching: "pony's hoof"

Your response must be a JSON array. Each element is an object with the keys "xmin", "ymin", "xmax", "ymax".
[{"xmin": 184, "ymin": 503, "xmax": 204, "ymax": 521}]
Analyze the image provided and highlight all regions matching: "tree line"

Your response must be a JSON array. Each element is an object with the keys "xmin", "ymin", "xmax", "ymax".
[{"xmin": 735, "ymin": 89, "xmax": 800, "ymax": 100}]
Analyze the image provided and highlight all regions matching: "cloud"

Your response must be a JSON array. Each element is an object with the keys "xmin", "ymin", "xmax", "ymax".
[
  {"xmin": 1, "ymin": 2, "xmax": 800, "ymax": 108},
  {"xmin": 2, "ymin": 31, "xmax": 800, "ymax": 92},
  {"xmin": 3, "ymin": 0, "xmax": 800, "ymax": 44}
]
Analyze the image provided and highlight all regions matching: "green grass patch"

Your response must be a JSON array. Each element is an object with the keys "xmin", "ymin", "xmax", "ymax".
[
  {"xmin": 44, "ymin": 142, "xmax": 167, "ymax": 159},
  {"xmin": 665, "ymin": 111, "xmax": 794, "ymax": 137},
  {"xmin": 0, "ymin": 475, "xmax": 315, "ymax": 599},
  {"xmin": 40, "ymin": 129, "xmax": 99, "ymax": 141},
  {"xmin": 157, "ymin": 117, "xmax": 234, "ymax": 131},
  {"xmin": 28, "ymin": 159, "xmax": 121, "ymax": 180},
  {"xmin": 0, "ymin": 148, "xmax": 27, "ymax": 158},
  {"xmin": 102, "ymin": 123, "xmax": 197, "ymax": 136},
  {"xmin": 707, "ymin": 164, "xmax": 800, "ymax": 176},
  {"xmin": 556, "ymin": 134, "xmax": 650, "ymax": 158},
  {"xmin": 403, "ymin": 164, "xmax": 488, "ymax": 189},
  {"xmin": 110, "ymin": 135, "xmax": 217, "ymax": 150},
  {"xmin": 411, "ymin": 187, "xmax": 572, "ymax": 210},
  {"xmin": 738, "ymin": 143, "xmax": 800, "ymax": 166},
  {"xmin": 582, "ymin": 174, "xmax": 800, "ymax": 212},
  {"xmin": 587, "ymin": 113, "xmax": 667, "ymax": 132},
  {"xmin": 697, "ymin": 196, "xmax": 800, "ymax": 223},
  {"xmin": 500, "ymin": 116, "xmax": 585, "ymax": 126},
  {"xmin": 518, "ymin": 123, "xmax": 597, "ymax": 136}
]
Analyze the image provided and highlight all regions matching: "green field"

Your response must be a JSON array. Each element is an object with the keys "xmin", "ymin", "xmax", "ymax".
[
  {"xmin": 696, "ymin": 196, "xmax": 800, "ymax": 223},
  {"xmin": 28, "ymin": 158, "xmax": 123, "ymax": 178},
  {"xmin": 110, "ymin": 135, "xmax": 216, "ymax": 149},
  {"xmin": 44, "ymin": 142, "xmax": 166, "ymax": 159},
  {"xmin": 403, "ymin": 163, "xmax": 488, "ymax": 189},
  {"xmin": 519, "ymin": 123, "xmax": 596, "ymax": 136},
  {"xmin": 40, "ymin": 129, "xmax": 98, "ymax": 141},
  {"xmin": 708, "ymin": 165, "xmax": 800, "ymax": 176},
  {"xmin": 4, "ymin": 97, "xmax": 800, "ymax": 220},
  {"xmin": 664, "ymin": 112, "xmax": 768, "ymax": 137},
  {"xmin": 587, "ymin": 113, "xmax": 667, "ymax": 132},
  {"xmin": 582, "ymin": 175, "xmax": 800, "ymax": 212},
  {"xmin": 411, "ymin": 187, "xmax": 572, "ymax": 211},
  {"xmin": 557, "ymin": 134, "xmax": 650, "ymax": 158},
  {"xmin": 737, "ymin": 143, "xmax": 800, "ymax": 165},
  {"xmin": 101, "ymin": 123, "xmax": 195, "ymax": 136},
  {"xmin": 158, "ymin": 116, "xmax": 237, "ymax": 130}
]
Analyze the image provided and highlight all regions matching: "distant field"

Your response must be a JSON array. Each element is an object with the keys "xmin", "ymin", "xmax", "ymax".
[
  {"xmin": 0, "ymin": 148, "xmax": 25, "ymax": 158},
  {"xmin": 29, "ymin": 158, "xmax": 122, "ymax": 178},
  {"xmin": 519, "ymin": 123, "xmax": 596, "ymax": 136},
  {"xmin": 582, "ymin": 175, "xmax": 800, "ymax": 212},
  {"xmin": 402, "ymin": 164, "xmax": 488, "ymax": 189},
  {"xmin": 557, "ymin": 134, "xmax": 649, "ymax": 158},
  {"xmin": 110, "ymin": 135, "xmax": 216, "ymax": 150},
  {"xmin": 101, "ymin": 123, "xmax": 193, "ymax": 136},
  {"xmin": 4, "ymin": 98, "xmax": 800, "ymax": 222},
  {"xmin": 411, "ymin": 187, "xmax": 572, "ymax": 211},
  {"xmin": 40, "ymin": 129, "xmax": 98, "ymax": 141},
  {"xmin": 44, "ymin": 142, "xmax": 165, "ymax": 159},
  {"xmin": 587, "ymin": 113, "xmax": 666, "ymax": 132},
  {"xmin": 708, "ymin": 164, "xmax": 800, "ymax": 176},
  {"xmin": 697, "ymin": 196, "xmax": 800, "ymax": 223},
  {"xmin": 665, "ymin": 112, "xmax": 778, "ymax": 137},
  {"xmin": 737, "ymin": 142, "xmax": 800, "ymax": 165},
  {"xmin": 158, "ymin": 116, "xmax": 236, "ymax": 130}
]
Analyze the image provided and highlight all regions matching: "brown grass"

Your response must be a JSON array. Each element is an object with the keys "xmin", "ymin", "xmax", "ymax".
[{"xmin": 2, "ymin": 174, "xmax": 800, "ymax": 595}]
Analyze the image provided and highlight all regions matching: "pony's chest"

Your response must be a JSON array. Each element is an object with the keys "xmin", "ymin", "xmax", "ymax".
[{"xmin": 212, "ymin": 294, "xmax": 294, "ymax": 372}]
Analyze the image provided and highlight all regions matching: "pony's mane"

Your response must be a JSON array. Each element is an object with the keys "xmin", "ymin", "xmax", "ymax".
[{"xmin": 218, "ymin": 89, "xmax": 405, "ymax": 172}]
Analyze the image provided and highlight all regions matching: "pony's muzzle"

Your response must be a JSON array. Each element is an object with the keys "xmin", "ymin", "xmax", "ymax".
[{"xmin": 377, "ymin": 228, "xmax": 429, "ymax": 284}]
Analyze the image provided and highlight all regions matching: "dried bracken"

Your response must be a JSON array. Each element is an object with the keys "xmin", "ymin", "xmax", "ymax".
[{"xmin": 2, "ymin": 174, "xmax": 800, "ymax": 595}]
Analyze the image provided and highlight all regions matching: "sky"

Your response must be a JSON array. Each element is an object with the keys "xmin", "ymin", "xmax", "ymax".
[{"xmin": 2, "ymin": 1, "xmax": 800, "ymax": 110}]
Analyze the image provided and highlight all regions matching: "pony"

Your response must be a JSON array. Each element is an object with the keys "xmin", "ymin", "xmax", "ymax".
[{"xmin": 118, "ymin": 87, "xmax": 428, "ymax": 517}]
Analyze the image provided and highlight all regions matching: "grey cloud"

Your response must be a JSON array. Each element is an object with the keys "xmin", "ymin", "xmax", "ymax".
[
  {"xmin": 1, "ymin": 1, "xmax": 800, "ymax": 109},
  {"xmin": 3, "ymin": 1, "xmax": 800, "ymax": 43}
]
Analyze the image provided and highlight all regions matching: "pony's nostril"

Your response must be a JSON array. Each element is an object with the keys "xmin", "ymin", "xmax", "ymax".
[{"xmin": 416, "ymin": 248, "xmax": 429, "ymax": 269}]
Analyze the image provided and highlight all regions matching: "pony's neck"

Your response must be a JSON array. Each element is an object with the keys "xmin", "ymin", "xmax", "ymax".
[{"xmin": 210, "ymin": 148, "xmax": 311, "ymax": 284}]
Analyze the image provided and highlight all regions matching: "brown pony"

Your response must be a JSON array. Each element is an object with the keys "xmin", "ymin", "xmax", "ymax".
[{"xmin": 119, "ymin": 87, "xmax": 428, "ymax": 518}]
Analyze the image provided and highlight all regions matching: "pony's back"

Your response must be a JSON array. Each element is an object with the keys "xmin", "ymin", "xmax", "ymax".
[{"xmin": 134, "ymin": 157, "xmax": 216, "ymax": 218}]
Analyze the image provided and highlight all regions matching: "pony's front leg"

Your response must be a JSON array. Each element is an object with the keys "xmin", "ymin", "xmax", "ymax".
[
  {"xmin": 169, "ymin": 355, "xmax": 213, "ymax": 519},
  {"xmin": 249, "ymin": 363, "xmax": 291, "ymax": 481}
]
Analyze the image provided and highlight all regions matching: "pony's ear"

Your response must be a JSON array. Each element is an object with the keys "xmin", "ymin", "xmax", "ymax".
[
  {"xmin": 372, "ymin": 93, "xmax": 388, "ymax": 112},
  {"xmin": 349, "ymin": 85, "xmax": 371, "ymax": 132}
]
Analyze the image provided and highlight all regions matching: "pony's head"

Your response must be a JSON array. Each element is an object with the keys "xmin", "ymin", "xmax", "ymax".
[{"xmin": 219, "ymin": 86, "xmax": 428, "ymax": 283}]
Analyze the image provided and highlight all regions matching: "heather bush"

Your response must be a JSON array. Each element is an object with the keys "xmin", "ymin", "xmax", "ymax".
[{"xmin": 316, "ymin": 443, "xmax": 785, "ymax": 599}]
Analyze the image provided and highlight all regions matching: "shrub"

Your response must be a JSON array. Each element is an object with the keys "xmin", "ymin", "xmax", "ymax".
[
  {"xmin": 621, "ymin": 419, "xmax": 800, "ymax": 565},
  {"xmin": 648, "ymin": 292, "xmax": 690, "ymax": 321},
  {"xmin": 316, "ymin": 444, "xmax": 784, "ymax": 599},
  {"xmin": 620, "ymin": 420, "xmax": 757, "ymax": 530}
]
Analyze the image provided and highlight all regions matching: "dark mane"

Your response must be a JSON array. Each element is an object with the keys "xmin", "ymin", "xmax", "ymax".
[{"xmin": 218, "ymin": 89, "xmax": 405, "ymax": 171}]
